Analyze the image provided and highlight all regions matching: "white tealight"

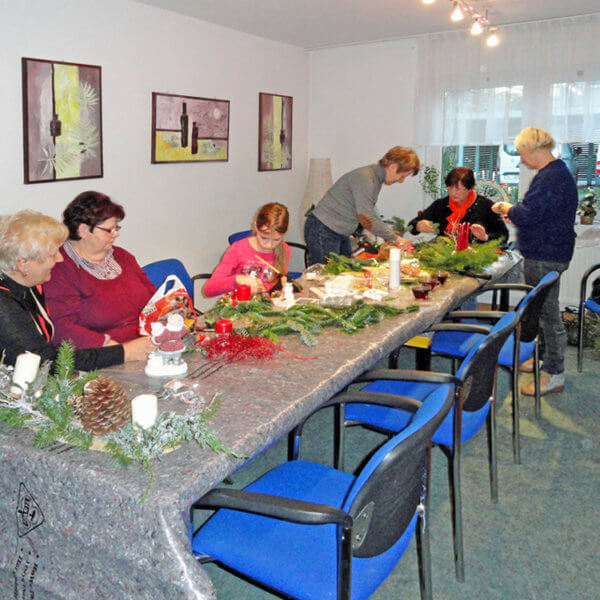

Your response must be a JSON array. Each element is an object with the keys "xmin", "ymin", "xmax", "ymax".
[
  {"xmin": 10, "ymin": 352, "xmax": 41, "ymax": 396},
  {"xmin": 131, "ymin": 394, "xmax": 158, "ymax": 430}
]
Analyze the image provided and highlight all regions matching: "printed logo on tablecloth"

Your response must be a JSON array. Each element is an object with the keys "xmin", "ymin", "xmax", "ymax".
[{"xmin": 15, "ymin": 483, "xmax": 44, "ymax": 537}]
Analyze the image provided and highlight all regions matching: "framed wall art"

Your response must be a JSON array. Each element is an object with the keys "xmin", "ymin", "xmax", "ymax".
[
  {"xmin": 152, "ymin": 92, "xmax": 230, "ymax": 163},
  {"xmin": 258, "ymin": 92, "xmax": 292, "ymax": 171},
  {"xmin": 22, "ymin": 57, "xmax": 103, "ymax": 184}
]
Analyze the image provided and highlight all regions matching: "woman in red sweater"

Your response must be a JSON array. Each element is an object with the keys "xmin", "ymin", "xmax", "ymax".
[
  {"xmin": 204, "ymin": 203, "xmax": 291, "ymax": 297},
  {"xmin": 44, "ymin": 191, "xmax": 156, "ymax": 348}
]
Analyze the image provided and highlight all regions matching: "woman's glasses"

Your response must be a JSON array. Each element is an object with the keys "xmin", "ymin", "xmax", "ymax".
[{"xmin": 95, "ymin": 225, "xmax": 121, "ymax": 235}]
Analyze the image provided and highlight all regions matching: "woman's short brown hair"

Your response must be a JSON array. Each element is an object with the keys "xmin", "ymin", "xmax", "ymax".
[
  {"xmin": 379, "ymin": 146, "xmax": 420, "ymax": 176},
  {"xmin": 63, "ymin": 191, "xmax": 125, "ymax": 240},
  {"xmin": 444, "ymin": 167, "xmax": 475, "ymax": 190}
]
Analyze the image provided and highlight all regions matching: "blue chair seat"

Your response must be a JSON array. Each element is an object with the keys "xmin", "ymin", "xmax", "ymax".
[
  {"xmin": 347, "ymin": 379, "xmax": 490, "ymax": 448},
  {"xmin": 432, "ymin": 330, "xmax": 536, "ymax": 369},
  {"xmin": 193, "ymin": 460, "xmax": 418, "ymax": 600}
]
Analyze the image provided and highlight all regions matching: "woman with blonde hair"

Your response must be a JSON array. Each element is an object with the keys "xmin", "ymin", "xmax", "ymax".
[
  {"xmin": 492, "ymin": 127, "xmax": 578, "ymax": 395},
  {"xmin": 0, "ymin": 210, "xmax": 154, "ymax": 370},
  {"xmin": 204, "ymin": 202, "xmax": 291, "ymax": 297}
]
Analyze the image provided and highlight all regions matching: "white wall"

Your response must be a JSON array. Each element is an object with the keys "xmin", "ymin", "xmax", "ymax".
[
  {"xmin": 0, "ymin": 0, "xmax": 309, "ymax": 299},
  {"xmin": 308, "ymin": 39, "xmax": 425, "ymax": 229}
]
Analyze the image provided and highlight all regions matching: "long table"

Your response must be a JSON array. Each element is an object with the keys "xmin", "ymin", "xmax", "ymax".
[{"xmin": 0, "ymin": 255, "xmax": 520, "ymax": 600}]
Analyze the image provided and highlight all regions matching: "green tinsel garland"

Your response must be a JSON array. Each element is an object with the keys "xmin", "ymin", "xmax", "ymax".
[
  {"xmin": 204, "ymin": 298, "xmax": 419, "ymax": 346},
  {"xmin": 414, "ymin": 237, "xmax": 502, "ymax": 273}
]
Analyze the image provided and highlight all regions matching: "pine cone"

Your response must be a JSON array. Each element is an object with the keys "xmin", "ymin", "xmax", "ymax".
[
  {"xmin": 79, "ymin": 376, "xmax": 131, "ymax": 436},
  {"xmin": 67, "ymin": 395, "xmax": 84, "ymax": 418}
]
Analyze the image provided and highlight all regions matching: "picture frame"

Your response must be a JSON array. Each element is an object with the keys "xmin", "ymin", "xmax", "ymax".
[
  {"xmin": 22, "ymin": 57, "xmax": 103, "ymax": 184},
  {"xmin": 152, "ymin": 92, "xmax": 230, "ymax": 163},
  {"xmin": 258, "ymin": 92, "xmax": 293, "ymax": 171}
]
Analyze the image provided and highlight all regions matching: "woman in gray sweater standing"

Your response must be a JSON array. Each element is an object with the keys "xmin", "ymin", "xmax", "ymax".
[{"xmin": 304, "ymin": 146, "xmax": 420, "ymax": 265}]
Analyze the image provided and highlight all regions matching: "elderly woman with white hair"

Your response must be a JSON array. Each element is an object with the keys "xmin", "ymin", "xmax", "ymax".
[
  {"xmin": 492, "ymin": 127, "xmax": 578, "ymax": 395},
  {"xmin": 0, "ymin": 210, "xmax": 154, "ymax": 370}
]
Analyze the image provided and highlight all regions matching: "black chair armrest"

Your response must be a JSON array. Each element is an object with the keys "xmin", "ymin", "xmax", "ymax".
[
  {"xmin": 291, "ymin": 391, "xmax": 423, "ymax": 439},
  {"xmin": 191, "ymin": 273, "xmax": 212, "ymax": 281},
  {"xmin": 580, "ymin": 263, "xmax": 600, "ymax": 303},
  {"xmin": 441, "ymin": 310, "xmax": 506, "ymax": 324},
  {"xmin": 478, "ymin": 283, "xmax": 533, "ymax": 293},
  {"xmin": 428, "ymin": 322, "xmax": 492, "ymax": 334},
  {"xmin": 287, "ymin": 242, "xmax": 307, "ymax": 251},
  {"xmin": 194, "ymin": 487, "xmax": 351, "ymax": 527},
  {"xmin": 355, "ymin": 368, "xmax": 461, "ymax": 386}
]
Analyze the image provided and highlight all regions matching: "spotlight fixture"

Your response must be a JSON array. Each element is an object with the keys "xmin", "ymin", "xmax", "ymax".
[
  {"xmin": 421, "ymin": 0, "xmax": 436, "ymax": 4},
  {"xmin": 450, "ymin": 2, "xmax": 464, "ymax": 21},
  {"xmin": 436, "ymin": 2, "xmax": 499, "ymax": 46},
  {"xmin": 470, "ymin": 18, "xmax": 483, "ymax": 35},
  {"xmin": 486, "ymin": 27, "xmax": 500, "ymax": 47}
]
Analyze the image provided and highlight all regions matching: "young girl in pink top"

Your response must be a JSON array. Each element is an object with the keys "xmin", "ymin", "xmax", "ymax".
[{"xmin": 204, "ymin": 203, "xmax": 291, "ymax": 297}]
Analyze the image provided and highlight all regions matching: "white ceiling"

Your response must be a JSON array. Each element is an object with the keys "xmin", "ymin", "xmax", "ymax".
[{"xmin": 133, "ymin": 0, "xmax": 600, "ymax": 49}]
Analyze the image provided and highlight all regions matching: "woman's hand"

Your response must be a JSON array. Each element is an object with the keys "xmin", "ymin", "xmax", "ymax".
[
  {"xmin": 470, "ymin": 223, "xmax": 489, "ymax": 241},
  {"xmin": 235, "ymin": 275, "xmax": 265, "ymax": 295},
  {"xmin": 394, "ymin": 235, "xmax": 411, "ymax": 246},
  {"xmin": 122, "ymin": 336, "xmax": 156, "ymax": 362},
  {"xmin": 416, "ymin": 220, "xmax": 436, "ymax": 234},
  {"xmin": 492, "ymin": 202, "xmax": 510, "ymax": 216}
]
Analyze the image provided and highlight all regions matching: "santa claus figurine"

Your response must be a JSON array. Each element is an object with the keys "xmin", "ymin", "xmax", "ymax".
[{"xmin": 145, "ymin": 313, "xmax": 189, "ymax": 376}]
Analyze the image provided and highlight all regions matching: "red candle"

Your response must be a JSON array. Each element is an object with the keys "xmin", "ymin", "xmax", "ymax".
[
  {"xmin": 215, "ymin": 319, "xmax": 233, "ymax": 334},
  {"xmin": 235, "ymin": 284, "xmax": 251, "ymax": 301}
]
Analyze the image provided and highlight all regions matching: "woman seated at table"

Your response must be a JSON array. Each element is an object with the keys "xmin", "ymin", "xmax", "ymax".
[
  {"xmin": 44, "ymin": 191, "xmax": 156, "ymax": 348},
  {"xmin": 407, "ymin": 167, "xmax": 508, "ymax": 242},
  {"xmin": 0, "ymin": 211, "xmax": 154, "ymax": 369},
  {"xmin": 204, "ymin": 202, "xmax": 291, "ymax": 297}
]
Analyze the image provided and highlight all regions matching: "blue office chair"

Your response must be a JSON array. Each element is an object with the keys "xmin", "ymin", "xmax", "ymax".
[
  {"xmin": 192, "ymin": 385, "xmax": 453, "ymax": 600},
  {"xmin": 227, "ymin": 229, "xmax": 253, "ymax": 245},
  {"xmin": 227, "ymin": 229, "xmax": 308, "ymax": 279},
  {"xmin": 142, "ymin": 258, "xmax": 211, "ymax": 304},
  {"xmin": 428, "ymin": 271, "xmax": 559, "ymax": 464},
  {"xmin": 343, "ymin": 311, "xmax": 518, "ymax": 582},
  {"xmin": 578, "ymin": 262, "xmax": 600, "ymax": 371}
]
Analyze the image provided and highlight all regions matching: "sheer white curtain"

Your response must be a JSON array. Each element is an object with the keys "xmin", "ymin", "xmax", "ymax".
[{"xmin": 414, "ymin": 13, "xmax": 600, "ymax": 147}]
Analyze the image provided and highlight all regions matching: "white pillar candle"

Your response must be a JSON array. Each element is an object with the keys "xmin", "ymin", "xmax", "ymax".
[
  {"xmin": 11, "ymin": 352, "xmax": 41, "ymax": 395},
  {"xmin": 388, "ymin": 247, "xmax": 402, "ymax": 290},
  {"xmin": 131, "ymin": 394, "xmax": 158, "ymax": 430}
]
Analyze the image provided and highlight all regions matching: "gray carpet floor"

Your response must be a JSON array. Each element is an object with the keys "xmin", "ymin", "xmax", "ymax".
[{"xmin": 193, "ymin": 345, "xmax": 600, "ymax": 599}]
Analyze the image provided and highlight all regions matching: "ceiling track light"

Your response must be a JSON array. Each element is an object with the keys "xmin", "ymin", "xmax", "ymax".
[
  {"xmin": 470, "ymin": 18, "xmax": 483, "ymax": 35},
  {"xmin": 486, "ymin": 27, "xmax": 500, "ymax": 47},
  {"xmin": 440, "ymin": 1, "xmax": 499, "ymax": 46},
  {"xmin": 450, "ymin": 2, "xmax": 464, "ymax": 22}
]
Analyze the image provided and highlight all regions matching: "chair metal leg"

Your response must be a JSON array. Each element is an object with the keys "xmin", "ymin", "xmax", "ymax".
[
  {"xmin": 416, "ymin": 442, "xmax": 433, "ymax": 600},
  {"xmin": 487, "ymin": 388, "xmax": 498, "ymax": 503},
  {"xmin": 388, "ymin": 347, "xmax": 400, "ymax": 369},
  {"xmin": 446, "ymin": 444, "xmax": 464, "ymax": 582},
  {"xmin": 511, "ymin": 368, "xmax": 521, "ymax": 465},
  {"xmin": 334, "ymin": 404, "xmax": 345, "ymax": 471},
  {"xmin": 577, "ymin": 303, "xmax": 585, "ymax": 372},
  {"xmin": 338, "ymin": 522, "xmax": 353, "ymax": 600},
  {"xmin": 533, "ymin": 342, "xmax": 542, "ymax": 420},
  {"xmin": 511, "ymin": 329, "xmax": 522, "ymax": 465}
]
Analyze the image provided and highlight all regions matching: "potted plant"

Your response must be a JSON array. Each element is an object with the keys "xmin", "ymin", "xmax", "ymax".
[{"xmin": 577, "ymin": 188, "xmax": 599, "ymax": 225}]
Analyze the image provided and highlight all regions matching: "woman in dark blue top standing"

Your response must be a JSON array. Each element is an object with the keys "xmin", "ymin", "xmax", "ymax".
[{"xmin": 493, "ymin": 127, "xmax": 578, "ymax": 396}]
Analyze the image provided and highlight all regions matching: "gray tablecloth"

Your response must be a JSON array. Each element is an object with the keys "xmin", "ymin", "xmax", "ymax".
[{"xmin": 0, "ymin": 254, "xmax": 520, "ymax": 600}]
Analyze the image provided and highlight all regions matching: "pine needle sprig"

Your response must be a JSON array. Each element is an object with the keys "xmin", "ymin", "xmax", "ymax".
[{"xmin": 414, "ymin": 237, "xmax": 502, "ymax": 273}]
